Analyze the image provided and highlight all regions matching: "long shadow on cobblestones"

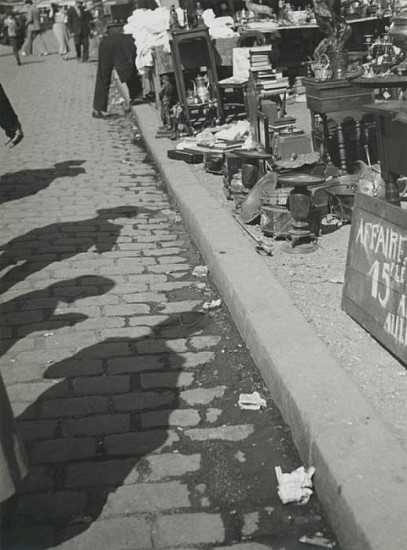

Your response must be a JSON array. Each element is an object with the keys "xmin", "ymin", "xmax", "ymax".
[
  {"xmin": 2, "ymin": 316, "xmax": 202, "ymax": 549},
  {"xmin": 0, "ymin": 206, "xmax": 142, "ymax": 295},
  {"xmin": 0, "ymin": 276, "xmax": 115, "ymax": 357},
  {"xmin": 0, "ymin": 161, "xmax": 86, "ymax": 206}
]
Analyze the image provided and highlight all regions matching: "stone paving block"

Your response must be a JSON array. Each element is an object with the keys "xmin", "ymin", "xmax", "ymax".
[
  {"xmin": 104, "ymin": 430, "xmax": 179, "ymax": 456},
  {"xmin": 40, "ymin": 396, "xmax": 109, "ymax": 418},
  {"xmin": 18, "ymin": 420, "xmax": 58, "ymax": 441},
  {"xmin": 63, "ymin": 414, "xmax": 130, "ymax": 437},
  {"xmin": 42, "ymin": 359, "xmax": 103, "ymax": 377},
  {"xmin": 141, "ymin": 409, "xmax": 200, "ymax": 429},
  {"xmin": 136, "ymin": 338, "xmax": 187, "ymax": 354},
  {"xmin": 65, "ymin": 458, "xmax": 138, "ymax": 488},
  {"xmin": 190, "ymin": 335, "xmax": 222, "ymax": 350},
  {"xmin": 73, "ymin": 375, "xmax": 129, "ymax": 395},
  {"xmin": 122, "ymin": 292, "xmax": 167, "ymax": 303},
  {"xmin": 148, "ymin": 264, "xmax": 190, "ymax": 274},
  {"xmin": 168, "ymin": 351, "xmax": 215, "ymax": 369},
  {"xmin": 98, "ymin": 326, "xmax": 153, "ymax": 340},
  {"xmin": 143, "ymin": 453, "xmax": 201, "ymax": 481},
  {"xmin": 180, "ymin": 386, "xmax": 227, "ymax": 406},
  {"xmin": 140, "ymin": 372, "xmax": 194, "ymax": 389},
  {"xmin": 2, "ymin": 310, "xmax": 44, "ymax": 325},
  {"xmin": 153, "ymin": 513, "xmax": 225, "ymax": 548},
  {"xmin": 128, "ymin": 315, "xmax": 170, "ymax": 327},
  {"xmin": 113, "ymin": 390, "xmax": 177, "ymax": 412},
  {"xmin": 16, "ymin": 491, "xmax": 87, "ymax": 521},
  {"xmin": 102, "ymin": 304, "xmax": 151, "ymax": 316},
  {"xmin": 20, "ymin": 465, "xmax": 54, "ymax": 493},
  {"xmin": 107, "ymin": 354, "xmax": 164, "ymax": 374},
  {"xmin": 6, "ymin": 380, "xmax": 67, "ymax": 403},
  {"xmin": 185, "ymin": 425, "xmax": 255, "ymax": 442},
  {"xmin": 31, "ymin": 438, "xmax": 96, "ymax": 463},
  {"xmin": 101, "ymin": 482, "xmax": 190, "ymax": 518},
  {"xmin": 159, "ymin": 301, "xmax": 202, "ymax": 314},
  {"xmin": 3, "ymin": 527, "xmax": 55, "ymax": 549},
  {"xmin": 158, "ymin": 256, "xmax": 188, "ymax": 264},
  {"xmin": 60, "ymin": 517, "xmax": 153, "ymax": 550}
]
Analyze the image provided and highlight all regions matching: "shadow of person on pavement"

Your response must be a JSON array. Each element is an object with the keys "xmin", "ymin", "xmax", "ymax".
[
  {"xmin": 0, "ymin": 205, "xmax": 144, "ymax": 295},
  {"xmin": 0, "ymin": 160, "xmax": 86, "ymax": 205},
  {"xmin": 0, "ymin": 276, "xmax": 115, "ymax": 358},
  {"xmin": 1, "ymin": 314, "xmax": 207, "ymax": 549}
]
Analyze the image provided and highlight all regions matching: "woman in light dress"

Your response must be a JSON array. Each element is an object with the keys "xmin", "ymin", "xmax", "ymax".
[{"xmin": 51, "ymin": 3, "xmax": 70, "ymax": 59}]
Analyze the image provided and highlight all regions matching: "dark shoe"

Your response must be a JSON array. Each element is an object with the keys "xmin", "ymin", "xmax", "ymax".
[
  {"xmin": 130, "ymin": 97, "xmax": 144, "ymax": 106},
  {"xmin": 92, "ymin": 110, "xmax": 108, "ymax": 119}
]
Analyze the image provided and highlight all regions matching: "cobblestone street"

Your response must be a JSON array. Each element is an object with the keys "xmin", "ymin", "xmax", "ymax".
[{"xmin": 0, "ymin": 42, "xmax": 336, "ymax": 549}]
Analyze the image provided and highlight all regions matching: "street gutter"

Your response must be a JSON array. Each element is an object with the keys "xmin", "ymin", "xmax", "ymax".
[{"xmin": 131, "ymin": 102, "xmax": 407, "ymax": 550}]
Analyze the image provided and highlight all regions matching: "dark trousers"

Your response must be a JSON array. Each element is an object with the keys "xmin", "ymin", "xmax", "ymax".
[
  {"xmin": 0, "ymin": 83, "xmax": 20, "ymax": 138},
  {"xmin": 93, "ymin": 34, "xmax": 141, "ymax": 112},
  {"xmin": 9, "ymin": 38, "xmax": 20, "ymax": 65},
  {"xmin": 74, "ymin": 34, "xmax": 89, "ymax": 61}
]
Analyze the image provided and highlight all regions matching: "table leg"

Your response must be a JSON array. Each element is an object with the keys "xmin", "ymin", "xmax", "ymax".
[{"xmin": 336, "ymin": 121, "xmax": 347, "ymax": 174}]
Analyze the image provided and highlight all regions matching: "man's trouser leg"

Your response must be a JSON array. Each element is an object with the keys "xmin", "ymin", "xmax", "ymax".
[{"xmin": 93, "ymin": 39, "xmax": 113, "ymax": 112}]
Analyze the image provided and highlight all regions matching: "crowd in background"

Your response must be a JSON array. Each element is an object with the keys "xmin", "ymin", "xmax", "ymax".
[{"xmin": 0, "ymin": 0, "xmax": 99, "ymax": 64}]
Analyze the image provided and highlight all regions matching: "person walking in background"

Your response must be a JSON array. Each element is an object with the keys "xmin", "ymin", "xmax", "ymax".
[
  {"xmin": 20, "ymin": 0, "xmax": 48, "ymax": 56},
  {"xmin": 51, "ymin": 3, "xmax": 69, "ymax": 60},
  {"xmin": 4, "ymin": 11, "xmax": 22, "ymax": 66},
  {"xmin": 92, "ymin": 33, "xmax": 143, "ymax": 118},
  {"xmin": 67, "ymin": 0, "xmax": 92, "ymax": 62}
]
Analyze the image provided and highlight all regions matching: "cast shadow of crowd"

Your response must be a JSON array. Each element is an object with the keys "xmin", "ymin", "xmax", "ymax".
[{"xmin": 0, "ymin": 203, "xmax": 196, "ymax": 548}]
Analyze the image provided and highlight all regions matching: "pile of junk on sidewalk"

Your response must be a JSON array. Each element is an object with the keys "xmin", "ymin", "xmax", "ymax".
[{"xmin": 115, "ymin": 0, "xmax": 407, "ymax": 253}]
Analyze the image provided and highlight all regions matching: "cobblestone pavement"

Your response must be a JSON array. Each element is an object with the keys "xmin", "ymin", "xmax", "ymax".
[{"xmin": 0, "ymin": 41, "xmax": 337, "ymax": 549}]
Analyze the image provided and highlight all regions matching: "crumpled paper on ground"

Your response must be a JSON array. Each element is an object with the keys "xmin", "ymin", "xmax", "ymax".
[
  {"xmin": 238, "ymin": 391, "xmax": 266, "ymax": 410},
  {"xmin": 192, "ymin": 265, "xmax": 208, "ymax": 278},
  {"xmin": 275, "ymin": 466, "xmax": 316, "ymax": 505}
]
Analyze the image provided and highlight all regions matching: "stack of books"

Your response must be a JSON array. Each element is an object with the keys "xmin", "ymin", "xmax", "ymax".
[
  {"xmin": 249, "ymin": 45, "xmax": 288, "ymax": 96},
  {"xmin": 249, "ymin": 45, "xmax": 274, "ymax": 73}
]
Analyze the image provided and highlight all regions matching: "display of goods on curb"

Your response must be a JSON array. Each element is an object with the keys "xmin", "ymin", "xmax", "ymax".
[{"xmin": 275, "ymin": 465, "xmax": 316, "ymax": 505}]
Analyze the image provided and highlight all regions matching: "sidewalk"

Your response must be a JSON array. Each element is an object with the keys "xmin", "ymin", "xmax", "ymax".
[{"xmin": 131, "ymin": 97, "xmax": 407, "ymax": 550}]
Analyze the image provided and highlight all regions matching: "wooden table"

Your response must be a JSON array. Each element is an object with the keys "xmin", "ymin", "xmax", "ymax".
[
  {"xmin": 303, "ymin": 77, "xmax": 375, "ymax": 173},
  {"xmin": 364, "ymin": 101, "xmax": 407, "ymax": 206},
  {"xmin": 353, "ymin": 75, "xmax": 407, "ymax": 101}
]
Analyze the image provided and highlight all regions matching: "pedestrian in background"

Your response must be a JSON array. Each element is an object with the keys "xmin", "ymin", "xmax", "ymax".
[
  {"xmin": 67, "ymin": 0, "xmax": 93, "ymax": 62},
  {"xmin": 20, "ymin": 0, "xmax": 48, "ymax": 56},
  {"xmin": 92, "ymin": 32, "xmax": 143, "ymax": 118},
  {"xmin": 4, "ymin": 11, "xmax": 22, "ymax": 66},
  {"xmin": 51, "ymin": 3, "xmax": 69, "ymax": 60}
]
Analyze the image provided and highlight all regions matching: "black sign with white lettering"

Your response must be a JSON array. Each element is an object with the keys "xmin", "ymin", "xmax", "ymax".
[{"xmin": 342, "ymin": 193, "xmax": 407, "ymax": 364}]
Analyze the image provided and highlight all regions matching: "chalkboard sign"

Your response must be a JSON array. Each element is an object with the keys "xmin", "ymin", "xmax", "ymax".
[{"xmin": 342, "ymin": 193, "xmax": 407, "ymax": 364}]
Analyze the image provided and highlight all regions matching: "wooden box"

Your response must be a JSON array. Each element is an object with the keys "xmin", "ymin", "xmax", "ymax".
[{"xmin": 302, "ymin": 78, "xmax": 374, "ymax": 114}]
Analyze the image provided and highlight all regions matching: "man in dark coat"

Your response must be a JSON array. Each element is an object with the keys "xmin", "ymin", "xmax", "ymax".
[
  {"xmin": 92, "ymin": 33, "xmax": 142, "ymax": 118},
  {"xmin": 67, "ymin": 0, "xmax": 93, "ymax": 62}
]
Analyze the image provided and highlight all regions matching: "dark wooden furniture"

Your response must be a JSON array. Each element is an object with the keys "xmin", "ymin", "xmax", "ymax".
[
  {"xmin": 364, "ymin": 101, "xmax": 407, "ymax": 206},
  {"xmin": 303, "ymin": 77, "xmax": 374, "ymax": 173},
  {"xmin": 169, "ymin": 27, "xmax": 224, "ymax": 127},
  {"xmin": 353, "ymin": 75, "xmax": 407, "ymax": 101}
]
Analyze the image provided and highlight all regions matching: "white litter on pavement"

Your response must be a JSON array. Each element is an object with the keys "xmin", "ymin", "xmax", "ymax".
[
  {"xmin": 275, "ymin": 465, "xmax": 316, "ymax": 505},
  {"xmin": 238, "ymin": 391, "xmax": 266, "ymax": 410},
  {"xmin": 202, "ymin": 299, "xmax": 222, "ymax": 310},
  {"xmin": 193, "ymin": 265, "xmax": 208, "ymax": 278},
  {"xmin": 299, "ymin": 533, "xmax": 336, "ymax": 548}
]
